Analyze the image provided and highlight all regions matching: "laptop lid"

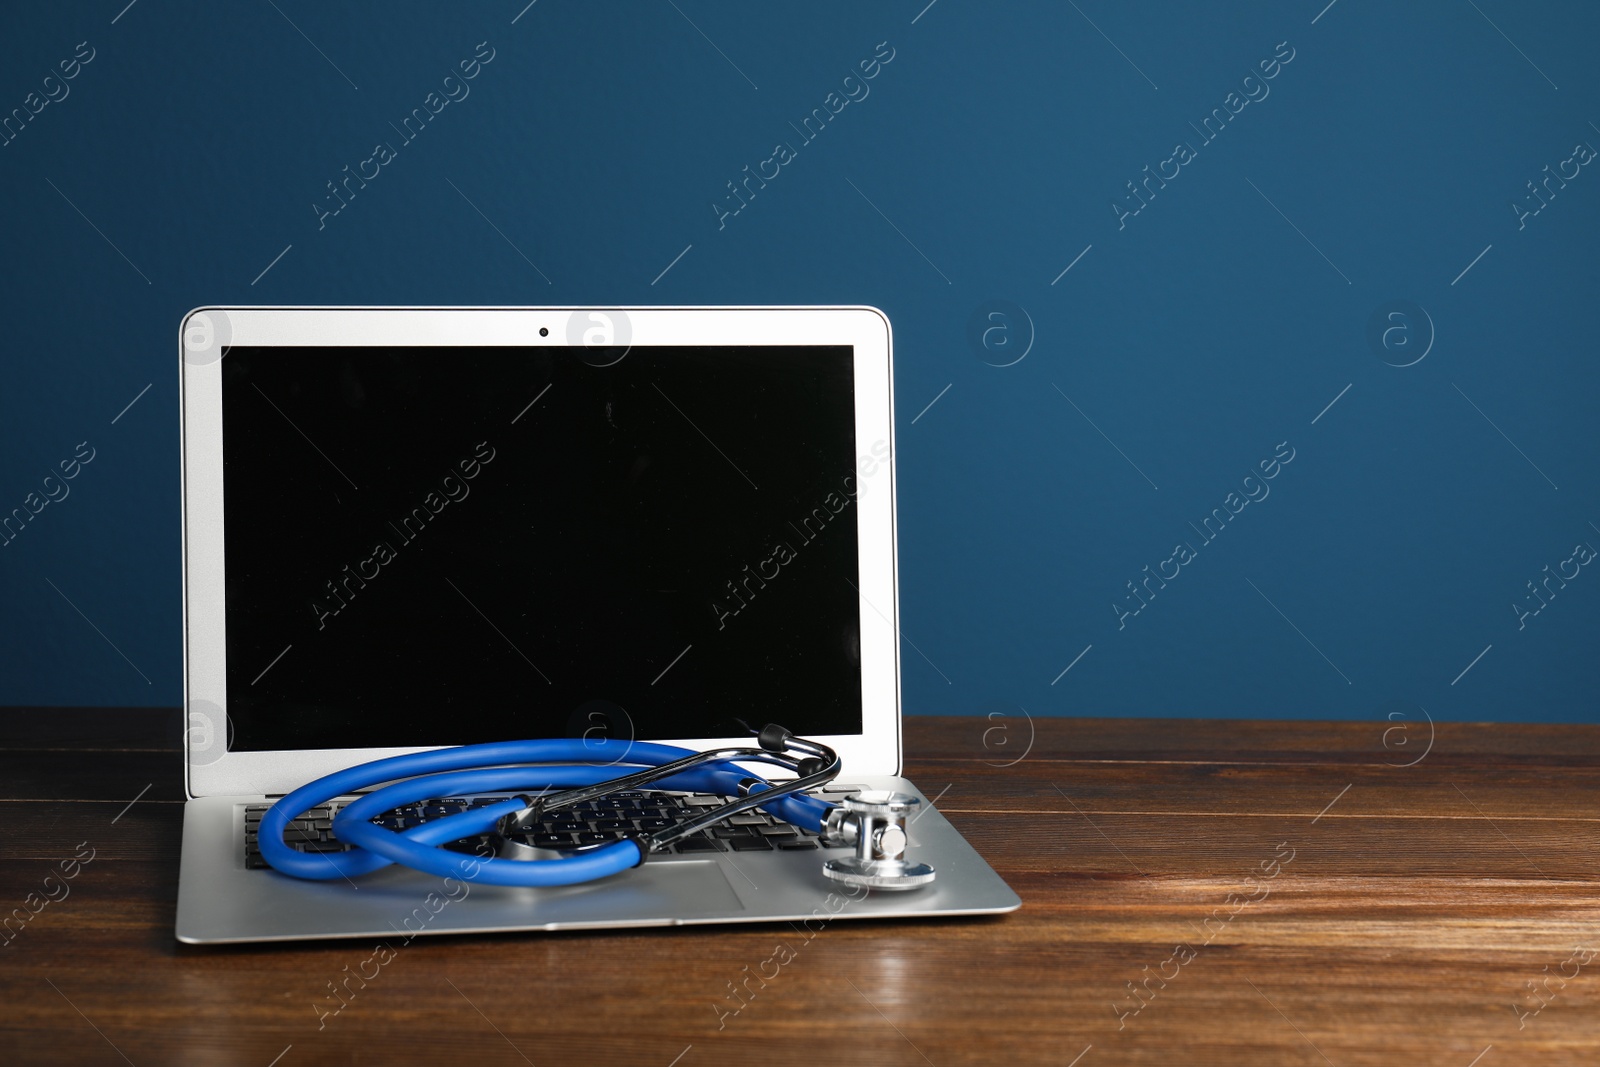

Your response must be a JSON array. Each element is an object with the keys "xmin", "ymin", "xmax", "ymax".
[{"xmin": 180, "ymin": 307, "xmax": 900, "ymax": 798}]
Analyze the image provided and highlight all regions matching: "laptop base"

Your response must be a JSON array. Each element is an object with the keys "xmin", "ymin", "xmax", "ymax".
[{"xmin": 176, "ymin": 776, "xmax": 1020, "ymax": 944}]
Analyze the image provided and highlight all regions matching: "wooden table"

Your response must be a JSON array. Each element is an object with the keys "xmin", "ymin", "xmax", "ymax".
[{"xmin": 3, "ymin": 713, "xmax": 1598, "ymax": 1066}]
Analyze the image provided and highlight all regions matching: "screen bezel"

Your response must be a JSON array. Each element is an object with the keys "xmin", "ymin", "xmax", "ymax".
[{"xmin": 180, "ymin": 307, "xmax": 900, "ymax": 797}]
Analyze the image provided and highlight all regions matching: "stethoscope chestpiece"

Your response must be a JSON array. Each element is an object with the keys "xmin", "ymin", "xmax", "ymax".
[{"xmin": 821, "ymin": 790, "xmax": 936, "ymax": 891}]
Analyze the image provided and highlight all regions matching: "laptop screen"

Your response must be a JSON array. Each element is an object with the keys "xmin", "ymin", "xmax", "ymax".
[{"xmin": 219, "ymin": 345, "xmax": 863, "ymax": 752}]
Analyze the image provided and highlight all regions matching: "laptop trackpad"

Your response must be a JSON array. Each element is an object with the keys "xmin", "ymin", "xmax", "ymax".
[{"xmin": 458, "ymin": 860, "xmax": 747, "ymax": 928}]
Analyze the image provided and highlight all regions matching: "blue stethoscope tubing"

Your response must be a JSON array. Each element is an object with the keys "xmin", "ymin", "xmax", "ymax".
[{"xmin": 258, "ymin": 738, "xmax": 834, "ymax": 887}]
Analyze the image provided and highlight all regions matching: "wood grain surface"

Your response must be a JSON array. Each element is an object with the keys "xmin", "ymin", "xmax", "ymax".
[{"xmin": 2, "ymin": 715, "xmax": 1597, "ymax": 1066}]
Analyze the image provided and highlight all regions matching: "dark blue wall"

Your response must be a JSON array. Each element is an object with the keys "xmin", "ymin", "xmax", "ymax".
[{"xmin": 2, "ymin": 2, "xmax": 1596, "ymax": 722}]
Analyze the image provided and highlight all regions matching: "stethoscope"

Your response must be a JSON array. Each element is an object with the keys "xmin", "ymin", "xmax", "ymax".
[{"xmin": 258, "ymin": 723, "xmax": 934, "ymax": 891}]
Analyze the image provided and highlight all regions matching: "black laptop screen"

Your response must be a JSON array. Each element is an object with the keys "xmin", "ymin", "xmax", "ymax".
[{"xmin": 219, "ymin": 345, "xmax": 863, "ymax": 751}]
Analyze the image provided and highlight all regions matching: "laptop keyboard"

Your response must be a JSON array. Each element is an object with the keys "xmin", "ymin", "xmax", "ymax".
[{"xmin": 243, "ymin": 788, "xmax": 858, "ymax": 869}]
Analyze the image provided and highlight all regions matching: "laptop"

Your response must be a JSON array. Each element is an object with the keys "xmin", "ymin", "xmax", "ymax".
[{"xmin": 174, "ymin": 305, "xmax": 1020, "ymax": 944}]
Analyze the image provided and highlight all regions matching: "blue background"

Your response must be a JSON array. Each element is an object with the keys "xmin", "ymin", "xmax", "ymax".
[{"xmin": 1, "ymin": 1, "xmax": 1596, "ymax": 723}]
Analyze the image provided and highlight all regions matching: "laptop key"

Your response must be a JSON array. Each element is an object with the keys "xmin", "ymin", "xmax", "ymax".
[
  {"xmin": 777, "ymin": 839, "xmax": 818, "ymax": 850},
  {"xmin": 443, "ymin": 836, "xmax": 492, "ymax": 855},
  {"xmin": 673, "ymin": 838, "xmax": 725, "ymax": 853},
  {"xmin": 729, "ymin": 837, "xmax": 773, "ymax": 851}
]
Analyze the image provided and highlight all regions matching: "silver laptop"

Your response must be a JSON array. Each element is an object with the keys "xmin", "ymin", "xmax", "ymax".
[{"xmin": 174, "ymin": 306, "xmax": 1019, "ymax": 944}]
